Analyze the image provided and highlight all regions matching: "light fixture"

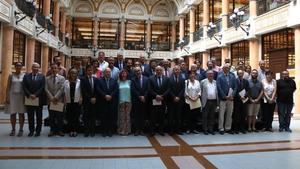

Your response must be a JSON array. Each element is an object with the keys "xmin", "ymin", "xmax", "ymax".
[
  {"xmin": 229, "ymin": 8, "xmax": 250, "ymax": 35},
  {"xmin": 207, "ymin": 22, "xmax": 222, "ymax": 44},
  {"xmin": 14, "ymin": 0, "xmax": 36, "ymax": 25},
  {"xmin": 144, "ymin": 46, "xmax": 154, "ymax": 59},
  {"xmin": 88, "ymin": 45, "xmax": 99, "ymax": 58}
]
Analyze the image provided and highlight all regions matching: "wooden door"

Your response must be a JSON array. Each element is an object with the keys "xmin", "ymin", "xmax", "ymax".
[{"xmin": 268, "ymin": 49, "xmax": 288, "ymax": 75}]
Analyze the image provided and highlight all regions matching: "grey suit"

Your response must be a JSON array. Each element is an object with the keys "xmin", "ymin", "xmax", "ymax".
[
  {"xmin": 45, "ymin": 74, "xmax": 65, "ymax": 133},
  {"xmin": 201, "ymin": 79, "xmax": 218, "ymax": 132}
]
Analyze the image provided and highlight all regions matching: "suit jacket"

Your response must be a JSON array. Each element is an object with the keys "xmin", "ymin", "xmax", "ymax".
[
  {"xmin": 131, "ymin": 75, "xmax": 149, "ymax": 102},
  {"xmin": 201, "ymin": 79, "xmax": 218, "ymax": 107},
  {"xmin": 114, "ymin": 60, "xmax": 126, "ymax": 70},
  {"xmin": 200, "ymin": 70, "xmax": 218, "ymax": 80},
  {"xmin": 45, "ymin": 74, "xmax": 65, "ymax": 102},
  {"xmin": 180, "ymin": 70, "xmax": 188, "ymax": 80},
  {"xmin": 64, "ymin": 79, "xmax": 81, "ymax": 103},
  {"xmin": 141, "ymin": 64, "xmax": 151, "ymax": 77},
  {"xmin": 148, "ymin": 75, "xmax": 170, "ymax": 100},
  {"xmin": 96, "ymin": 77, "xmax": 119, "ymax": 102},
  {"xmin": 216, "ymin": 72, "xmax": 237, "ymax": 100},
  {"xmin": 234, "ymin": 78, "xmax": 249, "ymax": 100},
  {"xmin": 169, "ymin": 75, "xmax": 185, "ymax": 100},
  {"xmin": 22, "ymin": 73, "xmax": 46, "ymax": 106},
  {"xmin": 81, "ymin": 76, "xmax": 98, "ymax": 105}
]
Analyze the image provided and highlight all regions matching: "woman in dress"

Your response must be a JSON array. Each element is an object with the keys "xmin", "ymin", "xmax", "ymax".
[
  {"xmin": 185, "ymin": 71, "xmax": 201, "ymax": 134},
  {"xmin": 64, "ymin": 69, "xmax": 82, "ymax": 137},
  {"xmin": 91, "ymin": 60, "xmax": 102, "ymax": 78},
  {"xmin": 5, "ymin": 62, "xmax": 26, "ymax": 136},
  {"xmin": 262, "ymin": 70, "xmax": 277, "ymax": 132},
  {"xmin": 117, "ymin": 70, "xmax": 132, "ymax": 135}
]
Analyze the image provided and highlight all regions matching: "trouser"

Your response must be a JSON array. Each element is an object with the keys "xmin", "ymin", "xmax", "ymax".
[
  {"xmin": 188, "ymin": 107, "xmax": 200, "ymax": 131},
  {"xmin": 277, "ymin": 102, "xmax": 293, "ymax": 129},
  {"xmin": 202, "ymin": 100, "xmax": 217, "ymax": 132},
  {"xmin": 168, "ymin": 101, "xmax": 183, "ymax": 133},
  {"xmin": 262, "ymin": 103, "xmax": 276, "ymax": 129},
  {"xmin": 133, "ymin": 102, "xmax": 146, "ymax": 131},
  {"xmin": 49, "ymin": 109, "xmax": 64, "ymax": 133},
  {"xmin": 232, "ymin": 99, "xmax": 247, "ymax": 132},
  {"xmin": 66, "ymin": 103, "xmax": 80, "ymax": 132},
  {"xmin": 102, "ymin": 101, "xmax": 115, "ymax": 134},
  {"xmin": 218, "ymin": 100, "xmax": 234, "ymax": 131},
  {"xmin": 27, "ymin": 106, "xmax": 43, "ymax": 133},
  {"xmin": 150, "ymin": 105, "xmax": 166, "ymax": 133},
  {"xmin": 83, "ymin": 103, "xmax": 96, "ymax": 134}
]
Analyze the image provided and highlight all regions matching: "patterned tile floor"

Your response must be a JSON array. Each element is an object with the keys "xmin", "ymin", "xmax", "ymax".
[{"xmin": 1, "ymin": 111, "xmax": 300, "ymax": 169}]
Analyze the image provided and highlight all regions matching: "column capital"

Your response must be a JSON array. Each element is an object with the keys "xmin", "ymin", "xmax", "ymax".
[
  {"xmin": 188, "ymin": 5, "xmax": 196, "ymax": 11},
  {"xmin": 119, "ymin": 16, "xmax": 126, "ymax": 23},
  {"xmin": 146, "ymin": 18, "xmax": 153, "ymax": 24},
  {"xmin": 171, "ymin": 21, "xmax": 178, "ymax": 26},
  {"xmin": 178, "ymin": 14, "xmax": 185, "ymax": 19}
]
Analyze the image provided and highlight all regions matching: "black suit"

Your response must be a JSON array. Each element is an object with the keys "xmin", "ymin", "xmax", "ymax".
[
  {"xmin": 233, "ymin": 78, "xmax": 249, "ymax": 132},
  {"xmin": 141, "ymin": 64, "xmax": 151, "ymax": 77},
  {"xmin": 168, "ymin": 75, "xmax": 185, "ymax": 133},
  {"xmin": 148, "ymin": 75, "xmax": 170, "ymax": 134},
  {"xmin": 22, "ymin": 73, "xmax": 46, "ymax": 134},
  {"xmin": 114, "ymin": 60, "xmax": 126, "ymax": 70},
  {"xmin": 81, "ymin": 76, "xmax": 98, "ymax": 135},
  {"xmin": 131, "ymin": 75, "xmax": 149, "ymax": 133},
  {"xmin": 96, "ymin": 77, "xmax": 119, "ymax": 136}
]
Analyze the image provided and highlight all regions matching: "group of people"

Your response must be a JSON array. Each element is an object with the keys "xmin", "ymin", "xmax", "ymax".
[{"xmin": 5, "ymin": 51, "xmax": 296, "ymax": 138}]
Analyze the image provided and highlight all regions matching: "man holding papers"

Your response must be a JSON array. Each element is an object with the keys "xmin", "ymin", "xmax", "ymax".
[
  {"xmin": 23, "ymin": 63, "xmax": 46, "ymax": 137},
  {"xmin": 232, "ymin": 69, "xmax": 249, "ymax": 134},
  {"xmin": 45, "ymin": 63, "xmax": 66, "ymax": 137},
  {"xmin": 148, "ymin": 66, "xmax": 170, "ymax": 136},
  {"xmin": 217, "ymin": 63, "xmax": 237, "ymax": 135}
]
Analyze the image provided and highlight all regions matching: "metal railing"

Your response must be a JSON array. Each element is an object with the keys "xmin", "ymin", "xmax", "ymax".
[
  {"xmin": 214, "ymin": 19, "xmax": 222, "ymax": 33},
  {"xmin": 257, "ymin": 0, "xmax": 290, "ymax": 15},
  {"xmin": 72, "ymin": 40, "xmax": 92, "ymax": 48},
  {"xmin": 125, "ymin": 41, "xmax": 145, "ymax": 50},
  {"xmin": 228, "ymin": 5, "xmax": 250, "ymax": 28},
  {"xmin": 151, "ymin": 42, "xmax": 171, "ymax": 51},
  {"xmin": 193, "ymin": 27, "xmax": 204, "ymax": 42},
  {"xmin": 36, "ymin": 10, "xmax": 46, "ymax": 28},
  {"xmin": 98, "ymin": 40, "xmax": 119, "ymax": 49}
]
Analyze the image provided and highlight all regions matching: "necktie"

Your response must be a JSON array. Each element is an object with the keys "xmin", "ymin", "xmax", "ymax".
[
  {"xmin": 89, "ymin": 77, "xmax": 94, "ymax": 92},
  {"xmin": 159, "ymin": 77, "xmax": 162, "ymax": 87},
  {"xmin": 106, "ymin": 79, "xmax": 109, "ymax": 89},
  {"xmin": 32, "ymin": 74, "xmax": 36, "ymax": 81},
  {"xmin": 140, "ymin": 77, "xmax": 143, "ymax": 88},
  {"xmin": 53, "ymin": 75, "xmax": 56, "ymax": 84},
  {"xmin": 176, "ymin": 77, "xmax": 179, "ymax": 83},
  {"xmin": 165, "ymin": 70, "xmax": 168, "ymax": 77}
]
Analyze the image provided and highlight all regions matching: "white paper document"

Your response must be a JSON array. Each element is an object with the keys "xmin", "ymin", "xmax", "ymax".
[
  {"xmin": 25, "ymin": 97, "xmax": 39, "ymax": 106},
  {"xmin": 189, "ymin": 98, "xmax": 201, "ymax": 110},
  {"xmin": 228, "ymin": 88, "xmax": 233, "ymax": 97},
  {"xmin": 239, "ymin": 89, "xmax": 246, "ymax": 97},
  {"xmin": 152, "ymin": 99, "xmax": 162, "ymax": 106},
  {"xmin": 49, "ymin": 102, "xmax": 64, "ymax": 112}
]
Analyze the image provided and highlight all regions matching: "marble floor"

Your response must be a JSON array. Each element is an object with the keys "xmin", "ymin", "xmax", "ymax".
[{"xmin": 0, "ymin": 111, "xmax": 300, "ymax": 169}]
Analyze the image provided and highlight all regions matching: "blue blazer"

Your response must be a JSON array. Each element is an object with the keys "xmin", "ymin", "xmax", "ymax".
[
  {"xmin": 216, "ymin": 72, "xmax": 237, "ymax": 100},
  {"xmin": 131, "ymin": 76, "xmax": 149, "ymax": 102}
]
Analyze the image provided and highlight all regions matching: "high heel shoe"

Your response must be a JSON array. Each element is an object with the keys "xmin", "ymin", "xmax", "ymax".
[
  {"xmin": 17, "ymin": 130, "xmax": 23, "ymax": 137},
  {"xmin": 9, "ymin": 130, "xmax": 15, "ymax": 136}
]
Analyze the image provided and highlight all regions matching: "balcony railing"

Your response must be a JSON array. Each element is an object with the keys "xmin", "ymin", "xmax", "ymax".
[
  {"xmin": 72, "ymin": 40, "xmax": 92, "ymax": 48},
  {"xmin": 15, "ymin": 0, "xmax": 36, "ymax": 19},
  {"xmin": 257, "ymin": 0, "xmax": 290, "ymax": 16},
  {"xmin": 125, "ymin": 41, "xmax": 145, "ymax": 50},
  {"xmin": 59, "ymin": 31, "xmax": 64, "ymax": 41},
  {"xmin": 152, "ymin": 42, "xmax": 171, "ymax": 51},
  {"xmin": 98, "ymin": 40, "xmax": 119, "ymax": 49},
  {"xmin": 214, "ymin": 19, "xmax": 222, "ymax": 33},
  {"xmin": 193, "ymin": 27, "xmax": 204, "ymax": 42},
  {"xmin": 36, "ymin": 10, "xmax": 46, "ymax": 28}
]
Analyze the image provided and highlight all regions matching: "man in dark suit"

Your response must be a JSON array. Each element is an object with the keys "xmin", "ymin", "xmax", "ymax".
[
  {"xmin": 139, "ymin": 56, "xmax": 151, "ymax": 77},
  {"xmin": 232, "ymin": 69, "xmax": 249, "ymax": 134},
  {"xmin": 114, "ymin": 53, "xmax": 126, "ymax": 70},
  {"xmin": 148, "ymin": 66, "xmax": 170, "ymax": 136},
  {"xmin": 81, "ymin": 65, "xmax": 98, "ymax": 137},
  {"xmin": 97, "ymin": 67, "xmax": 119, "ymax": 137},
  {"xmin": 201, "ymin": 61, "xmax": 218, "ymax": 80},
  {"xmin": 131, "ymin": 66, "xmax": 149, "ymax": 136},
  {"xmin": 168, "ymin": 65, "xmax": 185, "ymax": 135},
  {"xmin": 23, "ymin": 63, "xmax": 46, "ymax": 137}
]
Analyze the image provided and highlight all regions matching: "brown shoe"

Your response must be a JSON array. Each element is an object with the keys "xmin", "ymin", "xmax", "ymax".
[
  {"xmin": 58, "ymin": 131, "xmax": 64, "ymax": 137},
  {"xmin": 48, "ymin": 131, "xmax": 55, "ymax": 137}
]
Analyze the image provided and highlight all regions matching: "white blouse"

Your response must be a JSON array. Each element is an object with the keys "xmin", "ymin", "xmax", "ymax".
[{"xmin": 185, "ymin": 79, "xmax": 201, "ymax": 99}]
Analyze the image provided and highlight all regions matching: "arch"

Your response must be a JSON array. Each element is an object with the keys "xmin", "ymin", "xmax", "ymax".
[
  {"xmin": 98, "ymin": 0, "xmax": 122, "ymax": 18},
  {"xmin": 125, "ymin": 0, "xmax": 148, "ymax": 19},
  {"xmin": 151, "ymin": 1, "xmax": 177, "ymax": 21},
  {"xmin": 71, "ymin": 0, "xmax": 94, "ymax": 17}
]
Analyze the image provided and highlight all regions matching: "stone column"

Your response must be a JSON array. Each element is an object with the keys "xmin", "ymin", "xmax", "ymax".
[
  {"xmin": 294, "ymin": 27, "xmax": 300, "ymax": 114},
  {"xmin": 221, "ymin": 47, "xmax": 229, "ymax": 66},
  {"xmin": 249, "ymin": 0, "xmax": 259, "ymax": 69},
  {"xmin": 189, "ymin": 6, "xmax": 196, "ymax": 43},
  {"xmin": 222, "ymin": 0, "xmax": 229, "ymax": 30},
  {"xmin": 53, "ymin": 0, "xmax": 60, "ymax": 37},
  {"xmin": 179, "ymin": 15, "xmax": 185, "ymax": 41},
  {"xmin": 93, "ymin": 18, "xmax": 98, "ymax": 47},
  {"xmin": 43, "ymin": 0, "xmax": 51, "ymax": 16},
  {"xmin": 26, "ymin": 38, "xmax": 35, "ymax": 72},
  {"xmin": 60, "ymin": 10, "xmax": 67, "ymax": 43},
  {"xmin": 171, "ymin": 21, "xmax": 177, "ymax": 51},
  {"xmin": 0, "ymin": 26, "xmax": 14, "ymax": 104},
  {"xmin": 146, "ymin": 19, "xmax": 152, "ymax": 49},
  {"xmin": 65, "ymin": 56, "xmax": 71, "ymax": 70},
  {"xmin": 202, "ymin": 0, "xmax": 210, "ymax": 69},
  {"xmin": 59, "ymin": 52, "xmax": 65, "ymax": 67},
  {"xmin": 42, "ymin": 45, "xmax": 49, "ymax": 75},
  {"xmin": 119, "ymin": 17, "xmax": 126, "ymax": 49}
]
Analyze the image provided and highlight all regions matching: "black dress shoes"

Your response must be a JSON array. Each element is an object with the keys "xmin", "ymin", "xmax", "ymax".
[
  {"xmin": 34, "ymin": 132, "xmax": 40, "ymax": 137},
  {"xmin": 28, "ymin": 132, "xmax": 34, "ymax": 137}
]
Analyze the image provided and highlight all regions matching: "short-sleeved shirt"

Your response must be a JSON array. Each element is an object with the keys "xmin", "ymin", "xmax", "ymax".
[{"xmin": 248, "ymin": 79, "xmax": 263, "ymax": 99}]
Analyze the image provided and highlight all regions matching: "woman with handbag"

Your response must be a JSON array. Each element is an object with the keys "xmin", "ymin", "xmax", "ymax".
[
  {"xmin": 185, "ymin": 71, "xmax": 201, "ymax": 134},
  {"xmin": 5, "ymin": 62, "xmax": 26, "ymax": 137}
]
